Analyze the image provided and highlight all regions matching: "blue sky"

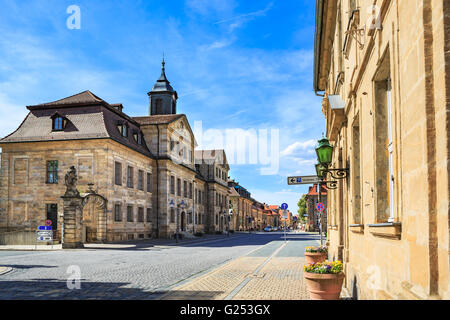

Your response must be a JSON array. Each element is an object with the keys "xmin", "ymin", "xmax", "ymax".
[{"xmin": 0, "ymin": 0, "xmax": 325, "ymax": 214}]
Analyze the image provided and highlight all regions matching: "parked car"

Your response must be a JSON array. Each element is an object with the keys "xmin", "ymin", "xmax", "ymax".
[
  {"xmin": 273, "ymin": 227, "xmax": 278, "ymax": 231},
  {"xmin": 264, "ymin": 226, "xmax": 273, "ymax": 232}
]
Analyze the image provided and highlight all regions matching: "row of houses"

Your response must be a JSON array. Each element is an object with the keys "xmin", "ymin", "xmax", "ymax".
[{"xmin": 227, "ymin": 179, "xmax": 295, "ymax": 231}]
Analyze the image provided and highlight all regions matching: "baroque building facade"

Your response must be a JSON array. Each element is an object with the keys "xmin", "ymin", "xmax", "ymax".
[
  {"xmin": 314, "ymin": 0, "xmax": 449, "ymax": 299},
  {"xmin": 0, "ymin": 61, "xmax": 230, "ymax": 242}
]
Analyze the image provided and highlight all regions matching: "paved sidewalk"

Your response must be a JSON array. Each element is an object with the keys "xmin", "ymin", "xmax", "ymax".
[
  {"xmin": 158, "ymin": 237, "xmax": 315, "ymax": 300},
  {"xmin": 158, "ymin": 255, "xmax": 310, "ymax": 300}
]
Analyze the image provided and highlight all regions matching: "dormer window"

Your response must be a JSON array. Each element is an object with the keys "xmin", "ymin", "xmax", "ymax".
[
  {"xmin": 51, "ymin": 113, "xmax": 67, "ymax": 131},
  {"xmin": 133, "ymin": 131, "xmax": 143, "ymax": 145},
  {"xmin": 117, "ymin": 121, "xmax": 128, "ymax": 138}
]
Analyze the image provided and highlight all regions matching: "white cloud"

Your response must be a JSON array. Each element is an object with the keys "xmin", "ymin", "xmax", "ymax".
[
  {"xmin": 186, "ymin": 0, "xmax": 237, "ymax": 17},
  {"xmin": 0, "ymin": 93, "xmax": 29, "ymax": 139},
  {"xmin": 204, "ymin": 39, "xmax": 235, "ymax": 50},
  {"xmin": 214, "ymin": 2, "xmax": 274, "ymax": 32},
  {"xmin": 280, "ymin": 139, "xmax": 316, "ymax": 156}
]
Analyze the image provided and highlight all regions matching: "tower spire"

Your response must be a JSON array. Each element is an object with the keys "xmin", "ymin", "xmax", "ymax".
[{"xmin": 148, "ymin": 56, "xmax": 178, "ymax": 116}]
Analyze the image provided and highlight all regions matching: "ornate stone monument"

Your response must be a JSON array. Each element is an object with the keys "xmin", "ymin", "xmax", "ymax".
[
  {"xmin": 61, "ymin": 166, "xmax": 84, "ymax": 248},
  {"xmin": 61, "ymin": 166, "xmax": 108, "ymax": 248}
]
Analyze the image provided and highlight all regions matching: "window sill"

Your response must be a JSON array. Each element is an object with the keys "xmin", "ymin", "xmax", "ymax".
[
  {"xmin": 367, "ymin": 222, "xmax": 401, "ymax": 239},
  {"xmin": 328, "ymin": 225, "xmax": 338, "ymax": 230},
  {"xmin": 349, "ymin": 224, "xmax": 364, "ymax": 233}
]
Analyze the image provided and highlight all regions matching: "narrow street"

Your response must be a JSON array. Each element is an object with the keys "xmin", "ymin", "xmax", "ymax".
[{"xmin": 0, "ymin": 232, "xmax": 320, "ymax": 300}]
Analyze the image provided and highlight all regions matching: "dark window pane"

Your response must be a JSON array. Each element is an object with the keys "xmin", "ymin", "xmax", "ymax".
[
  {"xmin": 147, "ymin": 173, "xmax": 151, "ymax": 192},
  {"xmin": 127, "ymin": 206, "xmax": 133, "ymax": 222},
  {"xmin": 115, "ymin": 162, "xmax": 122, "ymax": 185}
]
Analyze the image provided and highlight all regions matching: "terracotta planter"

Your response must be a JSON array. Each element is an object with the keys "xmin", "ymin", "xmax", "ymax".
[
  {"xmin": 304, "ymin": 272, "xmax": 345, "ymax": 300},
  {"xmin": 304, "ymin": 252, "xmax": 328, "ymax": 264}
]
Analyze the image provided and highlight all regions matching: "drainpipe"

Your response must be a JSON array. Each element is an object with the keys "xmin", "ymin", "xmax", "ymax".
[{"xmin": 156, "ymin": 124, "xmax": 160, "ymax": 238}]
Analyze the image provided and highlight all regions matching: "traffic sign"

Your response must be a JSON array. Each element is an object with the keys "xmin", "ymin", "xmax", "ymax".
[
  {"xmin": 287, "ymin": 175, "xmax": 320, "ymax": 185},
  {"xmin": 36, "ymin": 228, "xmax": 53, "ymax": 241},
  {"xmin": 316, "ymin": 202, "xmax": 325, "ymax": 212},
  {"xmin": 280, "ymin": 203, "xmax": 288, "ymax": 210},
  {"xmin": 282, "ymin": 209, "xmax": 287, "ymax": 219},
  {"xmin": 45, "ymin": 220, "xmax": 52, "ymax": 226},
  {"xmin": 37, "ymin": 226, "xmax": 52, "ymax": 230},
  {"xmin": 37, "ymin": 236, "xmax": 53, "ymax": 241},
  {"xmin": 37, "ymin": 231, "xmax": 53, "ymax": 237}
]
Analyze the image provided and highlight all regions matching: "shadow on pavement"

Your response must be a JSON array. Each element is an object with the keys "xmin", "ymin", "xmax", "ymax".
[
  {"xmin": 0, "ymin": 264, "xmax": 57, "ymax": 270},
  {"xmin": 0, "ymin": 279, "xmax": 222, "ymax": 300}
]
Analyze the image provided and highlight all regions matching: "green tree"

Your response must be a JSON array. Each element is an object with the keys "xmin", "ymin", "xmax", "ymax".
[{"xmin": 297, "ymin": 194, "xmax": 307, "ymax": 223}]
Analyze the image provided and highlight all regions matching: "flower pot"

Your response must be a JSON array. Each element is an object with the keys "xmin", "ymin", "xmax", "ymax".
[
  {"xmin": 304, "ymin": 252, "xmax": 328, "ymax": 264},
  {"xmin": 304, "ymin": 272, "xmax": 345, "ymax": 300}
]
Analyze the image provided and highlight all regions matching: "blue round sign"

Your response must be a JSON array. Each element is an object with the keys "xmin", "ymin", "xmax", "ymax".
[{"xmin": 281, "ymin": 203, "xmax": 288, "ymax": 210}]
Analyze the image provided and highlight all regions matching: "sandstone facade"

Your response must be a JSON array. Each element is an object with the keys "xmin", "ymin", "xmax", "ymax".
[
  {"xmin": 314, "ymin": 0, "xmax": 449, "ymax": 299},
  {"xmin": 0, "ymin": 65, "xmax": 230, "ymax": 242}
]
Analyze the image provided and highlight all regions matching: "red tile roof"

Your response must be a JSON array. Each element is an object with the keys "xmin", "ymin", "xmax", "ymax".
[{"xmin": 307, "ymin": 184, "xmax": 328, "ymax": 196}]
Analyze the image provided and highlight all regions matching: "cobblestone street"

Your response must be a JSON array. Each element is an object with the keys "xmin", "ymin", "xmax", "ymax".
[{"xmin": 0, "ymin": 232, "xmax": 320, "ymax": 300}]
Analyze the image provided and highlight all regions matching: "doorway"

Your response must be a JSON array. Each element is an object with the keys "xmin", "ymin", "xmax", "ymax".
[{"xmin": 181, "ymin": 211, "xmax": 186, "ymax": 231}]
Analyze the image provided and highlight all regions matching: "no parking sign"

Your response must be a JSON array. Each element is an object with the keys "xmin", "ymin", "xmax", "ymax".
[{"xmin": 316, "ymin": 202, "xmax": 325, "ymax": 212}]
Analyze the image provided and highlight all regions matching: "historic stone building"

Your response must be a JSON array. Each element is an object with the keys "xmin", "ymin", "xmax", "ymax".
[
  {"xmin": 0, "ymin": 61, "xmax": 230, "ymax": 242},
  {"xmin": 228, "ymin": 180, "xmax": 253, "ymax": 231},
  {"xmin": 195, "ymin": 149, "xmax": 230, "ymax": 233},
  {"xmin": 314, "ymin": 0, "xmax": 449, "ymax": 299}
]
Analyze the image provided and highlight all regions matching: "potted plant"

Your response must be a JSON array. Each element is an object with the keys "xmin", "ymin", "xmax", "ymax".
[
  {"xmin": 303, "ymin": 260, "xmax": 345, "ymax": 300},
  {"xmin": 304, "ymin": 246, "xmax": 328, "ymax": 264}
]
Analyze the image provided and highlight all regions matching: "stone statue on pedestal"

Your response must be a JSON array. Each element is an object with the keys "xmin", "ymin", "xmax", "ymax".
[{"xmin": 64, "ymin": 166, "xmax": 80, "ymax": 197}]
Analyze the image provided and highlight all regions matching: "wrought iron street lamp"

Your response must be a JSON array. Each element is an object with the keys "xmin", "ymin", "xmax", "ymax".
[
  {"xmin": 315, "ymin": 137, "xmax": 349, "ymax": 189},
  {"xmin": 315, "ymin": 163, "xmax": 326, "ymax": 179},
  {"xmin": 313, "ymin": 136, "xmax": 349, "ymax": 244},
  {"xmin": 315, "ymin": 137, "xmax": 333, "ymax": 166}
]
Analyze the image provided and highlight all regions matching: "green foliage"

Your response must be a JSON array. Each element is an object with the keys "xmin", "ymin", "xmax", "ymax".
[
  {"xmin": 297, "ymin": 194, "xmax": 307, "ymax": 223},
  {"xmin": 305, "ymin": 246, "xmax": 328, "ymax": 253}
]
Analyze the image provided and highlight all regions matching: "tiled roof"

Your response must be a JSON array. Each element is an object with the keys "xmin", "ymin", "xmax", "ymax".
[
  {"xmin": 307, "ymin": 184, "xmax": 328, "ymax": 196},
  {"xmin": 228, "ymin": 187, "xmax": 241, "ymax": 197},
  {"xmin": 133, "ymin": 114, "xmax": 184, "ymax": 125},
  {"xmin": 1, "ymin": 91, "xmax": 153, "ymax": 158},
  {"xmin": 195, "ymin": 149, "xmax": 227, "ymax": 166},
  {"xmin": 27, "ymin": 90, "xmax": 105, "ymax": 108}
]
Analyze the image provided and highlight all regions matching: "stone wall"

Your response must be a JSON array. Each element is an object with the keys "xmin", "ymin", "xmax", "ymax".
[{"xmin": 0, "ymin": 139, "xmax": 154, "ymax": 243}]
